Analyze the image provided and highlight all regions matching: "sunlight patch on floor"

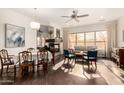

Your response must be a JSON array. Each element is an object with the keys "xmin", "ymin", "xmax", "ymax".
[
  {"xmin": 52, "ymin": 60, "xmax": 64, "ymax": 70},
  {"xmin": 68, "ymin": 63, "xmax": 101, "ymax": 79}
]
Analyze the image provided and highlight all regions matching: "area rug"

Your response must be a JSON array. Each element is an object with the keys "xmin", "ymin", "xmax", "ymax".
[{"xmin": 101, "ymin": 59, "xmax": 124, "ymax": 83}]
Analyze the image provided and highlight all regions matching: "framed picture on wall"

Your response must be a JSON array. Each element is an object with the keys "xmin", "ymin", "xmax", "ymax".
[
  {"xmin": 5, "ymin": 24, "xmax": 25, "ymax": 48},
  {"xmin": 56, "ymin": 28, "xmax": 60, "ymax": 38}
]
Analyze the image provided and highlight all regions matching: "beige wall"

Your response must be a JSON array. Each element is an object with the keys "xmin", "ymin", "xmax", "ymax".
[{"xmin": 117, "ymin": 15, "xmax": 124, "ymax": 47}]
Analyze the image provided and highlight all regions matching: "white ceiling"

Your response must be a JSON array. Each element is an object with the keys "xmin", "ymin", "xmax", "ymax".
[{"xmin": 10, "ymin": 8, "xmax": 124, "ymax": 28}]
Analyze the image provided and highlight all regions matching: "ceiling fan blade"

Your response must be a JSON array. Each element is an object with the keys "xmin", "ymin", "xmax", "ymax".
[
  {"xmin": 65, "ymin": 18, "xmax": 72, "ymax": 23},
  {"xmin": 61, "ymin": 16, "xmax": 70, "ymax": 18},
  {"xmin": 77, "ymin": 14, "xmax": 89, "ymax": 17}
]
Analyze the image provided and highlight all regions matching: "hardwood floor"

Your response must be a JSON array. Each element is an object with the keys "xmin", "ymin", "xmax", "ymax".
[{"xmin": 0, "ymin": 56, "xmax": 124, "ymax": 85}]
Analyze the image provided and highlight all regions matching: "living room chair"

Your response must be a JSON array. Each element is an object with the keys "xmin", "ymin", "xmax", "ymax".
[
  {"xmin": 0, "ymin": 49, "xmax": 16, "ymax": 77},
  {"xmin": 83, "ymin": 50, "xmax": 97, "ymax": 71},
  {"xmin": 63, "ymin": 49, "xmax": 75, "ymax": 64}
]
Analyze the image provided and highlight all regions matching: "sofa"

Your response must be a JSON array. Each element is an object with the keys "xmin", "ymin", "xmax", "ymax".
[
  {"xmin": 74, "ymin": 46, "xmax": 97, "ymax": 53},
  {"xmin": 74, "ymin": 46, "xmax": 106, "ymax": 57}
]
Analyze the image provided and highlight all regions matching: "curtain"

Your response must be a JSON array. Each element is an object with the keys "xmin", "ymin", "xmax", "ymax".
[
  {"xmin": 63, "ymin": 29, "xmax": 68, "ymax": 49},
  {"xmin": 106, "ymin": 20, "xmax": 117, "ymax": 58}
]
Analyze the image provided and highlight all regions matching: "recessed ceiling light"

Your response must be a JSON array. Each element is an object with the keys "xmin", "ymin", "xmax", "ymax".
[{"xmin": 97, "ymin": 16, "xmax": 105, "ymax": 21}]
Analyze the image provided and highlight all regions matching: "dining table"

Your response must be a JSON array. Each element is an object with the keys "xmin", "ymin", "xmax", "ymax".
[{"xmin": 74, "ymin": 51, "xmax": 87, "ymax": 62}]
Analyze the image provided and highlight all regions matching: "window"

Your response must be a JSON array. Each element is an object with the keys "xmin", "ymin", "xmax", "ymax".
[
  {"xmin": 77, "ymin": 33, "xmax": 84, "ymax": 46},
  {"xmin": 68, "ymin": 33, "xmax": 76, "ymax": 49},
  {"xmin": 68, "ymin": 31, "xmax": 107, "ymax": 51},
  {"xmin": 85, "ymin": 32, "xmax": 95, "ymax": 46},
  {"xmin": 96, "ymin": 31, "xmax": 107, "ymax": 50}
]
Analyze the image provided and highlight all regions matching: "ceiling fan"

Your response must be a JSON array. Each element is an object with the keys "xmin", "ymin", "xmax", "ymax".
[{"xmin": 61, "ymin": 10, "xmax": 89, "ymax": 23}]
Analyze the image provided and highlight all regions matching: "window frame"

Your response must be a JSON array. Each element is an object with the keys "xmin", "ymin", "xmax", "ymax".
[{"xmin": 68, "ymin": 30, "xmax": 107, "ymax": 51}]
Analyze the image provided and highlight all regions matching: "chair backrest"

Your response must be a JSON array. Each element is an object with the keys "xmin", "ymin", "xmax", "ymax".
[
  {"xmin": 37, "ymin": 49, "xmax": 48, "ymax": 62},
  {"xmin": 68, "ymin": 49, "xmax": 74, "ymax": 54},
  {"xmin": 18, "ymin": 51, "xmax": 32, "ymax": 64},
  {"xmin": 0, "ymin": 49, "xmax": 11, "ymax": 64},
  {"xmin": 0, "ymin": 49, "xmax": 9, "ymax": 58},
  {"xmin": 37, "ymin": 47, "xmax": 46, "ymax": 52},
  {"xmin": 27, "ymin": 48, "xmax": 35, "ymax": 52},
  {"xmin": 87, "ymin": 50, "xmax": 97, "ymax": 58},
  {"xmin": 63, "ymin": 49, "xmax": 69, "ymax": 57}
]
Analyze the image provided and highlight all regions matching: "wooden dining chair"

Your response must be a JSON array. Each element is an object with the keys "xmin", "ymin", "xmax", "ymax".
[
  {"xmin": 18, "ymin": 51, "xmax": 35, "ymax": 77},
  {"xmin": 37, "ymin": 48, "xmax": 48, "ymax": 74},
  {"xmin": 0, "ymin": 49, "xmax": 16, "ymax": 77}
]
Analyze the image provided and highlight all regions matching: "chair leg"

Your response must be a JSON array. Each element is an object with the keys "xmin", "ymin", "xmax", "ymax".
[
  {"xmin": 14, "ymin": 65, "xmax": 16, "ymax": 79},
  {"xmin": 67, "ymin": 58, "xmax": 69, "ymax": 64},
  {"xmin": 69, "ymin": 58, "xmax": 72, "ymax": 64},
  {"xmin": 0, "ymin": 66, "xmax": 3, "ymax": 76},
  {"xmin": 33, "ymin": 63, "xmax": 35, "ymax": 73},
  {"xmin": 72, "ymin": 58, "xmax": 75, "ymax": 64},
  {"xmin": 21, "ymin": 67, "xmax": 24, "ymax": 77},
  {"xmin": 20, "ymin": 67, "xmax": 25, "ymax": 78},
  {"xmin": 43, "ymin": 63, "xmax": 48, "ymax": 75},
  {"xmin": 88, "ymin": 61, "xmax": 90, "ymax": 71},
  {"xmin": 82, "ymin": 61, "xmax": 85, "ymax": 74},
  {"xmin": 6, "ymin": 65, "xmax": 9, "ymax": 74},
  {"xmin": 63, "ymin": 58, "xmax": 66, "ymax": 64},
  {"xmin": 95, "ymin": 61, "xmax": 97, "ymax": 70},
  {"xmin": 19, "ymin": 67, "xmax": 22, "ymax": 78},
  {"xmin": 37, "ymin": 65, "xmax": 39, "ymax": 72}
]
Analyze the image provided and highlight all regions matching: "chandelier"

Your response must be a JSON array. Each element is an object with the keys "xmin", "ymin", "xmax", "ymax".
[
  {"xmin": 30, "ymin": 22, "xmax": 40, "ymax": 30},
  {"xmin": 30, "ymin": 8, "xmax": 40, "ymax": 30}
]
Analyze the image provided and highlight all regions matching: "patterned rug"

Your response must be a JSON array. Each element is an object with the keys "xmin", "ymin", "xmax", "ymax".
[{"xmin": 101, "ymin": 59, "xmax": 124, "ymax": 83}]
